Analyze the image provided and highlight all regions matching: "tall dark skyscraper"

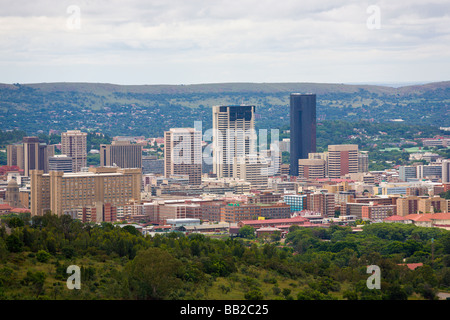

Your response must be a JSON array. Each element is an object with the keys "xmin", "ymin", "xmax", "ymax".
[{"xmin": 289, "ymin": 93, "xmax": 316, "ymax": 176}]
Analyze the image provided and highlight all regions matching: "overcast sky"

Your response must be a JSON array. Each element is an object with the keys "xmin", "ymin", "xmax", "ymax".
[{"xmin": 0, "ymin": 0, "xmax": 449, "ymax": 85}]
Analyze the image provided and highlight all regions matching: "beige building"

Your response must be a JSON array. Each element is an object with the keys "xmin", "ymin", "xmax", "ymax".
[
  {"xmin": 397, "ymin": 196, "xmax": 448, "ymax": 216},
  {"xmin": 61, "ymin": 130, "xmax": 87, "ymax": 172},
  {"xmin": 327, "ymin": 144, "xmax": 358, "ymax": 178},
  {"xmin": 8, "ymin": 137, "xmax": 54, "ymax": 176},
  {"xmin": 212, "ymin": 105, "xmax": 256, "ymax": 178},
  {"xmin": 164, "ymin": 128, "xmax": 202, "ymax": 185},
  {"xmin": 298, "ymin": 159, "xmax": 326, "ymax": 179},
  {"xmin": 233, "ymin": 154, "xmax": 268, "ymax": 188},
  {"xmin": 100, "ymin": 140, "xmax": 142, "ymax": 169},
  {"xmin": 418, "ymin": 196, "xmax": 448, "ymax": 214},
  {"xmin": 30, "ymin": 167, "xmax": 141, "ymax": 217}
]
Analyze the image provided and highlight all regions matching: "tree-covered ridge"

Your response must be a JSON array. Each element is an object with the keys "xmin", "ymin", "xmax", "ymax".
[
  {"xmin": 0, "ymin": 82, "xmax": 449, "ymax": 137},
  {"xmin": 0, "ymin": 212, "xmax": 449, "ymax": 300}
]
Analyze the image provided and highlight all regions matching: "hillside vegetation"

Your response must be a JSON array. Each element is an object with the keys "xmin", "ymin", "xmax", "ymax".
[
  {"xmin": 0, "ymin": 81, "xmax": 449, "ymax": 137},
  {"xmin": 0, "ymin": 213, "xmax": 449, "ymax": 300}
]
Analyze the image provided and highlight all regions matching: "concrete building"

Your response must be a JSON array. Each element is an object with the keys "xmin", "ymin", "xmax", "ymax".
[
  {"xmin": 283, "ymin": 194, "xmax": 307, "ymax": 212},
  {"xmin": 396, "ymin": 196, "xmax": 420, "ymax": 216},
  {"xmin": 100, "ymin": 140, "xmax": 143, "ymax": 169},
  {"xmin": 5, "ymin": 179, "xmax": 20, "ymax": 208},
  {"xmin": 416, "ymin": 164, "xmax": 442, "ymax": 180},
  {"xmin": 298, "ymin": 158, "xmax": 326, "ymax": 179},
  {"xmin": 442, "ymin": 160, "xmax": 450, "ymax": 184},
  {"xmin": 358, "ymin": 152, "xmax": 369, "ymax": 173},
  {"xmin": 8, "ymin": 137, "xmax": 55, "ymax": 176},
  {"xmin": 49, "ymin": 155, "xmax": 73, "ymax": 173},
  {"xmin": 220, "ymin": 203, "xmax": 261, "ymax": 223},
  {"xmin": 212, "ymin": 105, "xmax": 256, "ymax": 178},
  {"xmin": 7, "ymin": 144, "xmax": 24, "ymax": 169},
  {"xmin": 164, "ymin": 128, "xmax": 202, "ymax": 185},
  {"xmin": 399, "ymin": 166, "xmax": 417, "ymax": 182},
  {"xmin": 61, "ymin": 130, "xmax": 87, "ymax": 172},
  {"xmin": 289, "ymin": 93, "xmax": 316, "ymax": 176},
  {"xmin": 361, "ymin": 204, "xmax": 396, "ymax": 220},
  {"xmin": 30, "ymin": 166, "xmax": 141, "ymax": 217},
  {"xmin": 259, "ymin": 202, "xmax": 291, "ymax": 220},
  {"xmin": 307, "ymin": 192, "xmax": 335, "ymax": 218},
  {"xmin": 233, "ymin": 154, "xmax": 268, "ymax": 188},
  {"xmin": 142, "ymin": 156, "xmax": 164, "ymax": 175},
  {"xmin": 327, "ymin": 144, "xmax": 358, "ymax": 179}
]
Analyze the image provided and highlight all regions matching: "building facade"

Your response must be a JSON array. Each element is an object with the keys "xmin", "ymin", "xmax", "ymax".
[
  {"xmin": 289, "ymin": 93, "xmax": 316, "ymax": 176},
  {"xmin": 30, "ymin": 167, "xmax": 141, "ymax": 217},
  {"xmin": 164, "ymin": 128, "xmax": 202, "ymax": 185},
  {"xmin": 61, "ymin": 130, "xmax": 87, "ymax": 173},
  {"xmin": 327, "ymin": 144, "xmax": 358, "ymax": 179},
  {"xmin": 212, "ymin": 105, "xmax": 256, "ymax": 178},
  {"xmin": 298, "ymin": 158, "xmax": 326, "ymax": 179},
  {"xmin": 100, "ymin": 140, "xmax": 142, "ymax": 169}
]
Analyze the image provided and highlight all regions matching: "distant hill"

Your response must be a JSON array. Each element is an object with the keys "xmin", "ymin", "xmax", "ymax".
[{"xmin": 0, "ymin": 81, "xmax": 449, "ymax": 137}]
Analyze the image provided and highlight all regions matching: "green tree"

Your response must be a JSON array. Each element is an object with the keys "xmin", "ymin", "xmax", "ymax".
[
  {"xmin": 126, "ymin": 247, "xmax": 183, "ymax": 300},
  {"xmin": 36, "ymin": 250, "xmax": 51, "ymax": 263},
  {"xmin": 6, "ymin": 234, "xmax": 23, "ymax": 253},
  {"xmin": 238, "ymin": 225, "xmax": 255, "ymax": 239}
]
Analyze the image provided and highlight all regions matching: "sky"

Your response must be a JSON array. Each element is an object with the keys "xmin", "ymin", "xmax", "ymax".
[{"xmin": 0, "ymin": 0, "xmax": 449, "ymax": 86}]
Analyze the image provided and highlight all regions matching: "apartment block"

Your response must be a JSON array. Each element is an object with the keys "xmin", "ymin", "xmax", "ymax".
[
  {"xmin": 327, "ymin": 144, "xmax": 358, "ymax": 179},
  {"xmin": 396, "ymin": 196, "xmax": 420, "ymax": 216},
  {"xmin": 233, "ymin": 154, "xmax": 269, "ymax": 188},
  {"xmin": 298, "ymin": 159, "xmax": 326, "ymax": 179},
  {"xmin": 307, "ymin": 192, "xmax": 335, "ymax": 218},
  {"xmin": 164, "ymin": 128, "xmax": 202, "ymax": 185},
  {"xmin": 283, "ymin": 194, "xmax": 307, "ymax": 212},
  {"xmin": 61, "ymin": 130, "xmax": 87, "ymax": 172},
  {"xmin": 220, "ymin": 203, "xmax": 261, "ymax": 223},
  {"xmin": 8, "ymin": 137, "xmax": 54, "ymax": 176},
  {"xmin": 212, "ymin": 105, "xmax": 256, "ymax": 178},
  {"xmin": 361, "ymin": 204, "xmax": 396, "ymax": 220},
  {"xmin": 31, "ymin": 167, "xmax": 141, "ymax": 217},
  {"xmin": 100, "ymin": 141, "xmax": 142, "ymax": 169},
  {"xmin": 259, "ymin": 203, "xmax": 291, "ymax": 220}
]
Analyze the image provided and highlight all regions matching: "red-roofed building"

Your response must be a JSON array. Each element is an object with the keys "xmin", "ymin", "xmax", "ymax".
[
  {"xmin": 0, "ymin": 204, "xmax": 13, "ymax": 215},
  {"xmin": 10, "ymin": 208, "xmax": 31, "ymax": 214},
  {"xmin": 387, "ymin": 213, "xmax": 450, "ymax": 230},
  {"xmin": 384, "ymin": 215, "xmax": 409, "ymax": 223},
  {"xmin": 398, "ymin": 263, "xmax": 423, "ymax": 270}
]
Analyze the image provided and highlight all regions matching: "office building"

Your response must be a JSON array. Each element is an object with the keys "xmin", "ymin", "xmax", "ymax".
[
  {"xmin": 298, "ymin": 159, "xmax": 326, "ymax": 179},
  {"xmin": 49, "ymin": 155, "xmax": 73, "ymax": 173},
  {"xmin": 30, "ymin": 167, "xmax": 141, "ymax": 217},
  {"xmin": 396, "ymin": 196, "xmax": 420, "ymax": 216},
  {"xmin": 233, "ymin": 154, "xmax": 268, "ymax": 188},
  {"xmin": 221, "ymin": 203, "xmax": 261, "ymax": 223},
  {"xmin": 142, "ymin": 156, "xmax": 164, "ymax": 175},
  {"xmin": 164, "ymin": 128, "xmax": 202, "ymax": 185},
  {"xmin": 61, "ymin": 130, "xmax": 87, "ymax": 172},
  {"xmin": 361, "ymin": 204, "xmax": 396, "ymax": 220},
  {"xmin": 307, "ymin": 192, "xmax": 335, "ymax": 218},
  {"xmin": 399, "ymin": 166, "xmax": 417, "ymax": 182},
  {"xmin": 10, "ymin": 137, "xmax": 55, "ymax": 176},
  {"xmin": 7, "ymin": 144, "xmax": 24, "ymax": 169},
  {"xmin": 443, "ymin": 160, "xmax": 450, "ymax": 184},
  {"xmin": 289, "ymin": 93, "xmax": 316, "ymax": 176},
  {"xmin": 327, "ymin": 144, "xmax": 358, "ymax": 179},
  {"xmin": 358, "ymin": 152, "xmax": 369, "ymax": 173},
  {"xmin": 100, "ymin": 140, "xmax": 142, "ymax": 169},
  {"xmin": 212, "ymin": 105, "xmax": 256, "ymax": 178},
  {"xmin": 283, "ymin": 194, "xmax": 307, "ymax": 212},
  {"xmin": 416, "ymin": 164, "xmax": 442, "ymax": 180},
  {"xmin": 5, "ymin": 179, "xmax": 20, "ymax": 208}
]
